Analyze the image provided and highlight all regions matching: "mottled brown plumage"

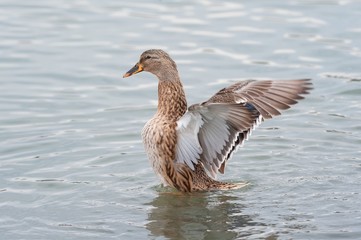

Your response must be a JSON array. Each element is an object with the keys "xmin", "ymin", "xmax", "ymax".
[{"xmin": 123, "ymin": 49, "xmax": 312, "ymax": 192}]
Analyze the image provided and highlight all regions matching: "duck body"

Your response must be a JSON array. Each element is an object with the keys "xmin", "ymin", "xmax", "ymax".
[{"xmin": 123, "ymin": 49, "xmax": 312, "ymax": 192}]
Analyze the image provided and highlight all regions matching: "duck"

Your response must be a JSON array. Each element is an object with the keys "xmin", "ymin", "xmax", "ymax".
[{"xmin": 123, "ymin": 49, "xmax": 312, "ymax": 192}]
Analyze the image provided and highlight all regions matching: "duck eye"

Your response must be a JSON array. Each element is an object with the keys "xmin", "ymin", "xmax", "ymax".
[{"xmin": 145, "ymin": 55, "xmax": 152, "ymax": 60}]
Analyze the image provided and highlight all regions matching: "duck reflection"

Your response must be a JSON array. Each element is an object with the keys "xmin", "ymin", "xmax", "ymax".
[{"xmin": 146, "ymin": 189, "xmax": 271, "ymax": 240}]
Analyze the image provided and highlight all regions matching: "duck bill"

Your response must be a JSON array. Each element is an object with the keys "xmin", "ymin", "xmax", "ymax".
[{"xmin": 123, "ymin": 63, "xmax": 143, "ymax": 78}]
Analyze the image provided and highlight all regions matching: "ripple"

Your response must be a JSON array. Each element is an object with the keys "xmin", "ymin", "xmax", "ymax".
[
  {"xmin": 287, "ymin": 17, "xmax": 326, "ymax": 26},
  {"xmin": 284, "ymin": 33, "xmax": 351, "ymax": 45},
  {"xmin": 57, "ymin": 222, "xmax": 115, "ymax": 234},
  {"xmin": 252, "ymin": 7, "xmax": 302, "ymax": 17},
  {"xmin": 191, "ymin": 30, "xmax": 233, "ymax": 38},
  {"xmin": 273, "ymin": 49, "xmax": 296, "ymax": 54},
  {"xmin": 160, "ymin": 26, "xmax": 188, "ymax": 33},
  {"xmin": 207, "ymin": 11, "xmax": 247, "ymax": 19},
  {"xmin": 228, "ymin": 26, "xmax": 275, "ymax": 33},
  {"xmin": 160, "ymin": 15, "xmax": 206, "ymax": 25},
  {"xmin": 298, "ymin": 56, "xmax": 323, "ymax": 62},
  {"xmin": 320, "ymin": 72, "xmax": 361, "ymax": 81}
]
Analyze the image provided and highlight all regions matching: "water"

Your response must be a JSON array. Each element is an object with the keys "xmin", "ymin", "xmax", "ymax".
[{"xmin": 1, "ymin": 0, "xmax": 360, "ymax": 239}]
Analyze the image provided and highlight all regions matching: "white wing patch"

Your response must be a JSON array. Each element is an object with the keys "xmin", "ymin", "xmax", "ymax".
[
  {"xmin": 197, "ymin": 107, "xmax": 230, "ymax": 161},
  {"xmin": 175, "ymin": 103, "xmax": 257, "ymax": 174},
  {"xmin": 175, "ymin": 111, "xmax": 203, "ymax": 170}
]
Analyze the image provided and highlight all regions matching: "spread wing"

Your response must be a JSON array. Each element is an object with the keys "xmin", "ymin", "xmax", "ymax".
[{"xmin": 175, "ymin": 79, "xmax": 312, "ymax": 178}]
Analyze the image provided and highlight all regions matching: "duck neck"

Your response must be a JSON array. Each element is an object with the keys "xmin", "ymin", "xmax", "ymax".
[{"xmin": 157, "ymin": 74, "xmax": 187, "ymax": 121}]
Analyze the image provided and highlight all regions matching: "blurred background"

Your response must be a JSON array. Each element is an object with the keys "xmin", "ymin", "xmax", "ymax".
[{"xmin": 0, "ymin": 0, "xmax": 360, "ymax": 239}]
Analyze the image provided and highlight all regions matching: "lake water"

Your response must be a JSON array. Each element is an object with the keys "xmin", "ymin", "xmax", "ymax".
[{"xmin": 1, "ymin": 0, "xmax": 361, "ymax": 239}]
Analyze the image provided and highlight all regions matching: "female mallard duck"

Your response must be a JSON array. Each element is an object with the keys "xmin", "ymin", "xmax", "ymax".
[{"xmin": 123, "ymin": 49, "xmax": 311, "ymax": 192}]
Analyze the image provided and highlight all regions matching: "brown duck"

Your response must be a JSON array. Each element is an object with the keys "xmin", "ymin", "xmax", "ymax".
[{"xmin": 123, "ymin": 49, "xmax": 312, "ymax": 192}]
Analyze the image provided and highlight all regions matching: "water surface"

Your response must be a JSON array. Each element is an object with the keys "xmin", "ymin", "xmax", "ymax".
[{"xmin": 1, "ymin": 0, "xmax": 361, "ymax": 239}]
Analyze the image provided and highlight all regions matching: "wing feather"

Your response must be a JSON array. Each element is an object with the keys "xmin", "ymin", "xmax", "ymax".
[{"xmin": 174, "ymin": 79, "xmax": 312, "ymax": 179}]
